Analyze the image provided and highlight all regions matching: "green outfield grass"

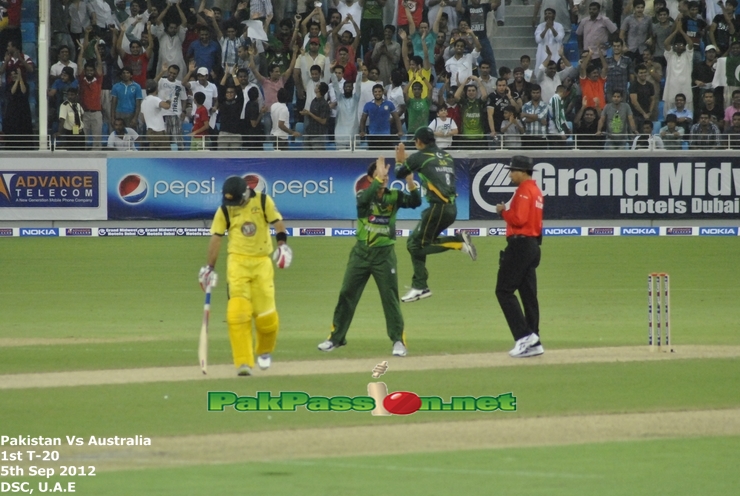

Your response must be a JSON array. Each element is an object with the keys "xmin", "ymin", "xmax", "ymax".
[
  {"xmin": 1, "ymin": 237, "xmax": 740, "ymax": 373},
  {"xmin": 2, "ymin": 236, "xmax": 739, "ymax": 494},
  {"xmin": 2, "ymin": 359, "xmax": 739, "ymax": 437},
  {"xmin": 68, "ymin": 436, "xmax": 740, "ymax": 496}
]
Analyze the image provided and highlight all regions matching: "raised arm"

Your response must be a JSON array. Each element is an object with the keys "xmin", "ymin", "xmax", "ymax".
[
  {"xmin": 469, "ymin": 27, "xmax": 482, "ymax": 52},
  {"xmin": 424, "ymin": 73, "xmax": 434, "ymax": 102},
  {"xmin": 598, "ymin": 47, "xmax": 608, "ymax": 78},
  {"xmin": 183, "ymin": 59, "xmax": 197, "ymax": 85},
  {"xmin": 220, "ymin": 64, "xmax": 232, "ymax": 86},
  {"xmin": 454, "ymin": 81, "xmax": 465, "ymax": 101},
  {"xmin": 349, "ymin": 16, "xmax": 361, "ymax": 51},
  {"xmin": 405, "ymin": 3, "xmax": 416, "ymax": 35},
  {"xmin": 205, "ymin": 9, "xmax": 223, "ymax": 41},
  {"xmin": 93, "ymin": 32, "xmax": 103, "ymax": 76},
  {"xmin": 155, "ymin": 62, "xmax": 168, "ymax": 83},
  {"xmin": 248, "ymin": 46, "xmax": 266, "ymax": 83},
  {"xmin": 300, "ymin": 10, "xmax": 315, "ymax": 36},
  {"xmin": 145, "ymin": 23, "xmax": 154, "ymax": 58},
  {"xmin": 421, "ymin": 31, "xmax": 431, "ymax": 70},
  {"xmin": 282, "ymin": 45, "xmax": 300, "ymax": 80},
  {"xmin": 400, "ymin": 29, "xmax": 410, "ymax": 71},
  {"xmin": 263, "ymin": 13, "xmax": 274, "ymax": 36},
  {"xmin": 579, "ymin": 49, "xmax": 590, "ymax": 78},
  {"xmin": 116, "ymin": 23, "xmax": 127, "ymax": 59},
  {"xmin": 318, "ymin": 8, "xmax": 327, "ymax": 37},
  {"xmin": 433, "ymin": 1, "xmax": 443, "ymax": 34}
]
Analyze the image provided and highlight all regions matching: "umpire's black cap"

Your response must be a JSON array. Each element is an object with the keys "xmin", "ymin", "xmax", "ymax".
[
  {"xmin": 222, "ymin": 176, "xmax": 247, "ymax": 206},
  {"xmin": 507, "ymin": 155, "xmax": 534, "ymax": 172}
]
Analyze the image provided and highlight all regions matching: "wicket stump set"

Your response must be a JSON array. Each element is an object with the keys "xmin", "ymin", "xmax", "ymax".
[{"xmin": 648, "ymin": 273, "xmax": 672, "ymax": 352}]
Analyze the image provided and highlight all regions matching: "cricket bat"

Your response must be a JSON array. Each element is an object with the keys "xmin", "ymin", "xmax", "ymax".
[{"xmin": 199, "ymin": 281, "xmax": 214, "ymax": 375}]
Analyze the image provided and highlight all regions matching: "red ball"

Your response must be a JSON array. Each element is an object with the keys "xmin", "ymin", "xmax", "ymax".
[{"xmin": 383, "ymin": 391, "xmax": 422, "ymax": 415}]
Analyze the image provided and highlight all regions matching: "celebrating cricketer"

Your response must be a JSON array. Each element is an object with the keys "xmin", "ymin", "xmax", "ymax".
[
  {"xmin": 318, "ymin": 157, "xmax": 421, "ymax": 357},
  {"xmin": 394, "ymin": 127, "xmax": 477, "ymax": 303}
]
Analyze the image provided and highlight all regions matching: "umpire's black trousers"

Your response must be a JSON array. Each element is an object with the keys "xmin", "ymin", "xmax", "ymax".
[{"xmin": 495, "ymin": 236, "xmax": 541, "ymax": 342}]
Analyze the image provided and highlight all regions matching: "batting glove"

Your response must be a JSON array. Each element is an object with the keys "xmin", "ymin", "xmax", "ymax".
[
  {"xmin": 198, "ymin": 265, "xmax": 218, "ymax": 291},
  {"xmin": 272, "ymin": 244, "xmax": 293, "ymax": 269}
]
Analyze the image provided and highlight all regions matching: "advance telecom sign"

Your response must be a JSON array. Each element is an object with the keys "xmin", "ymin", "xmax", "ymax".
[{"xmin": 469, "ymin": 157, "xmax": 740, "ymax": 220}]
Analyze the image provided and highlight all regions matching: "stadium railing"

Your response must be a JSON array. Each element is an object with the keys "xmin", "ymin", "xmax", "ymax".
[{"xmin": 3, "ymin": 134, "xmax": 739, "ymax": 152}]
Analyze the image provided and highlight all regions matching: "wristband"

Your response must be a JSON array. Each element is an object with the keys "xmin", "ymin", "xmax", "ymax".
[{"xmin": 276, "ymin": 232, "xmax": 288, "ymax": 243}]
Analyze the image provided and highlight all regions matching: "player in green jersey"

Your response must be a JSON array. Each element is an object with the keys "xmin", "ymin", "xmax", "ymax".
[
  {"xmin": 318, "ymin": 157, "xmax": 421, "ymax": 357},
  {"xmin": 394, "ymin": 127, "xmax": 477, "ymax": 303}
]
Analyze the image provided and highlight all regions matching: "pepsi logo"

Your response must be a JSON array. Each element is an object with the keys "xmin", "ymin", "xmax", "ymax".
[
  {"xmin": 119, "ymin": 174, "xmax": 148, "ymax": 204},
  {"xmin": 354, "ymin": 173, "xmax": 373, "ymax": 193},
  {"xmin": 243, "ymin": 173, "xmax": 267, "ymax": 192}
]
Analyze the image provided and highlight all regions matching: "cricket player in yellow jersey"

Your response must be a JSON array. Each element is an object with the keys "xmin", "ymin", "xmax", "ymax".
[{"xmin": 199, "ymin": 176, "xmax": 293, "ymax": 376}]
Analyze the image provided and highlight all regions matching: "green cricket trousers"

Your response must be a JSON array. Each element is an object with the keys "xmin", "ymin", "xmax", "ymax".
[{"xmin": 329, "ymin": 243, "xmax": 404, "ymax": 345}]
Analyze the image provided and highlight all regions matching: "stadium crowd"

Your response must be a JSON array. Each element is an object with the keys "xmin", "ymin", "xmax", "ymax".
[{"xmin": 4, "ymin": 0, "xmax": 740, "ymax": 150}]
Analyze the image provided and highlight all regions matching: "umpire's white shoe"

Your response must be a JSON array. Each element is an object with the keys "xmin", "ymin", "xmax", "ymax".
[
  {"xmin": 508, "ymin": 333, "xmax": 541, "ymax": 358},
  {"xmin": 392, "ymin": 341, "xmax": 408, "ymax": 357},
  {"xmin": 257, "ymin": 354, "xmax": 271, "ymax": 370},
  {"xmin": 237, "ymin": 364, "xmax": 252, "ymax": 376},
  {"xmin": 318, "ymin": 340, "xmax": 345, "ymax": 352},
  {"xmin": 401, "ymin": 288, "xmax": 432, "ymax": 303},
  {"xmin": 461, "ymin": 232, "xmax": 477, "ymax": 261},
  {"xmin": 518, "ymin": 344, "xmax": 545, "ymax": 357}
]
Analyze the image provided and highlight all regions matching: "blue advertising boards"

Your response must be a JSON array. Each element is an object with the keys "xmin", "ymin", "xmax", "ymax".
[
  {"xmin": 107, "ymin": 157, "xmax": 471, "ymax": 220},
  {"xmin": 469, "ymin": 156, "xmax": 740, "ymax": 220},
  {"xmin": 0, "ymin": 158, "xmax": 107, "ymax": 221}
]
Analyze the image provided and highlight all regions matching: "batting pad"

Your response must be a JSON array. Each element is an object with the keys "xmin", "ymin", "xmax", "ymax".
[
  {"xmin": 227, "ymin": 297, "xmax": 255, "ymax": 368},
  {"xmin": 255, "ymin": 310, "xmax": 279, "ymax": 355}
]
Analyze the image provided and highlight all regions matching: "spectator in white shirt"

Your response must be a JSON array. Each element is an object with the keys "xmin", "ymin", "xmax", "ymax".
[
  {"xmin": 271, "ymin": 88, "xmax": 301, "ymax": 148},
  {"xmin": 107, "ymin": 117, "xmax": 140, "ymax": 150},
  {"xmin": 50, "ymin": 45, "xmax": 78, "ymax": 80},
  {"xmin": 445, "ymin": 36, "xmax": 481, "ymax": 87},
  {"xmin": 140, "ymin": 80, "xmax": 172, "ymax": 150}
]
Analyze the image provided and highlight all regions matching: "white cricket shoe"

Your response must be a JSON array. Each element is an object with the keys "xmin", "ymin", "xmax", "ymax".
[
  {"xmin": 237, "ymin": 364, "xmax": 252, "ymax": 376},
  {"xmin": 392, "ymin": 341, "xmax": 408, "ymax": 357},
  {"xmin": 461, "ymin": 232, "xmax": 477, "ymax": 261},
  {"xmin": 401, "ymin": 288, "xmax": 432, "ymax": 303},
  {"xmin": 508, "ymin": 333, "xmax": 541, "ymax": 357},
  {"xmin": 257, "ymin": 354, "xmax": 271, "ymax": 370},
  {"xmin": 517, "ymin": 344, "xmax": 545, "ymax": 357},
  {"xmin": 317, "ymin": 340, "xmax": 345, "ymax": 352}
]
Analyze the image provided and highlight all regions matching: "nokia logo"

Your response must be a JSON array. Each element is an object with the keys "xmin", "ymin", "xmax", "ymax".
[
  {"xmin": 332, "ymin": 229, "xmax": 356, "ymax": 236},
  {"xmin": 699, "ymin": 227, "xmax": 738, "ymax": 235},
  {"xmin": 20, "ymin": 228, "xmax": 59, "ymax": 237},
  {"xmin": 543, "ymin": 228, "xmax": 580, "ymax": 236},
  {"xmin": 620, "ymin": 227, "xmax": 659, "ymax": 236}
]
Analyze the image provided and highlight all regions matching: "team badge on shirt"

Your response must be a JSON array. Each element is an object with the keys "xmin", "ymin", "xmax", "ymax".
[{"xmin": 241, "ymin": 222, "xmax": 257, "ymax": 236}]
